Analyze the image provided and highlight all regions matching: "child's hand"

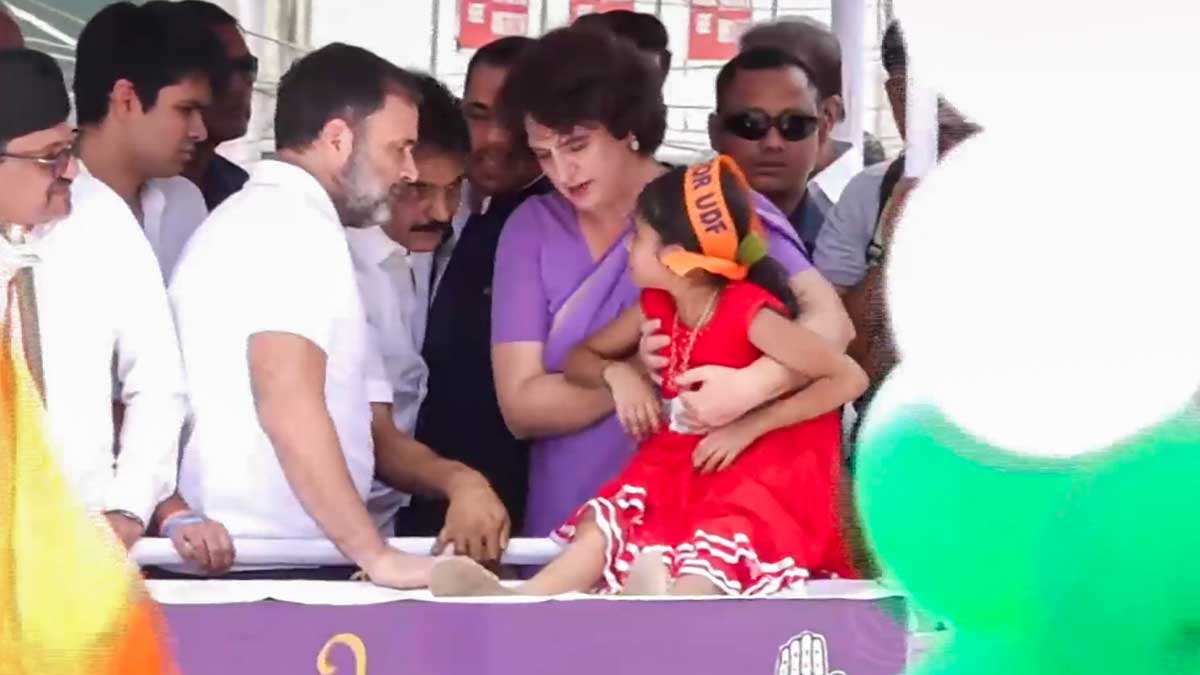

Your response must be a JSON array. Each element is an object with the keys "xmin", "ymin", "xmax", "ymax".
[
  {"xmin": 604, "ymin": 361, "xmax": 661, "ymax": 440},
  {"xmin": 693, "ymin": 419, "xmax": 761, "ymax": 474}
]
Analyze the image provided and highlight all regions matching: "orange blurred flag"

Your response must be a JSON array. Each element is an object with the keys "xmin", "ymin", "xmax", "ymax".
[{"xmin": 0, "ymin": 286, "xmax": 177, "ymax": 674}]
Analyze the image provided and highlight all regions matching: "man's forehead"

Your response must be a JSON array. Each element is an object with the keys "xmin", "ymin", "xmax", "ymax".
[
  {"xmin": 368, "ymin": 94, "xmax": 419, "ymax": 137},
  {"xmin": 725, "ymin": 67, "xmax": 818, "ymax": 111},
  {"xmin": 464, "ymin": 63, "xmax": 509, "ymax": 103},
  {"xmin": 5, "ymin": 123, "xmax": 73, "ymax": 153},
  {"xmin": 414, "ymin": 149, "xmax": 465, "ymax": 182}
]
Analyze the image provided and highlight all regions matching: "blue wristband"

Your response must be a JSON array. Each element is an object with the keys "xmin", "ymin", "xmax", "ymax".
[{"xmin": 162, "ymin": 512, "xmax": 206, "ymax": 539}]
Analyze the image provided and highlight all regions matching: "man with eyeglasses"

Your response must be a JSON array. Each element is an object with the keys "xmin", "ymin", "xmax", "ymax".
[
  {"xmin": 345, "ymin": 74, "xmax": 511, "ymax": 558},
  {"xmin": 709, "ymin": 47, "xmax": 830, "ymax": 254},
  {"xmin": 175, "ymin": 1, "xmax": 257, "ymax": 210},
  {"xmin": 0, "ymin": 48, "xmax": 187, "ymax": 553}
]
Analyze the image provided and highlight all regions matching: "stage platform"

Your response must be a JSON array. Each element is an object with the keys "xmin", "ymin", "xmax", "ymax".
[{"xmin": 149, "ymin": 579, "xmax": 911, "ymax": 675}]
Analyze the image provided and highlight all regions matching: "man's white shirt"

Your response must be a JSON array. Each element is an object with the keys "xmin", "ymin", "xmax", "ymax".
[
  {"xmin": 4, "ymin": 173, "xmax": 188, "ymax": 525},
  {"xmin": 344, "ymin": 225, "xmax": 432, "ymax": 433},
  {"xmin": 76, "ymin": 162, "xmax": 208, "ymax": 282},
  {"xmin": 170, "ymin": 160, "xmax": 397, "ymax": 541}
]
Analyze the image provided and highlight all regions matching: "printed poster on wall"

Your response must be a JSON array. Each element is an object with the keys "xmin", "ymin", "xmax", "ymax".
[
  {"xmin": 458, "ymin": 0, "xmax": 530, "ymax": 49},
  {"xmin": 569, "ymin": 0, "xmax": 636, "ymax": 22},
  {"xmin": 687, "ymin": 0, "xmax": 752, "ymax": 60}
]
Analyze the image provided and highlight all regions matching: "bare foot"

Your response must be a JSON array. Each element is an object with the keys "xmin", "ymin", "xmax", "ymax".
[
  {"xmin": 429, "ymin": 557, "xmax": 517, "ymax": 597},
  {"xmin": 361, "ymin": 549, "xmax": 437, "ymax": 589},
  {"xmin": 621, "ymin": 550, "xmax": 669, "ymax": 596}
]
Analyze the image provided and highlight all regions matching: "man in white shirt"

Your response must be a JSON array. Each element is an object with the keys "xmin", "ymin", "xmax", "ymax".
[
  {"xmin": 170, "ymin": 44, "xmax": 507, "ymax": 587},
  {"xmin": 347, "ymin": 75, "xmax": 465, "ymax": 435},
  {"xmin": 0, "ymin": 49, "xmax": 187, "ymax": 551},
  {"xmin": 72, "ymin": 2, "xmax": 222, "ymax": 282}
]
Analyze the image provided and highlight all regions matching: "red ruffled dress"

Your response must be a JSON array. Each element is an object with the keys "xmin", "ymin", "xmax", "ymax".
[{"xmin": 553, "ymin": 281, "xmax": 858, "ymax": 595}]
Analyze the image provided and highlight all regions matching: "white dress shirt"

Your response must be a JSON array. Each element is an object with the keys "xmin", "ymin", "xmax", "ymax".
[
  {"xmin": 170, "ymin": 160, "xmax": 394, "ymax": 541},
  {"xmin": 344, "ymin": 226, "xmax": 432, "ymax": 433},
  {"xmin": 6, "ymin": 174, "xmax": 188, "ymax": 525},
  {"xmin": 77, "ymin": 163, "xmax": 208, "ymax": 283}
]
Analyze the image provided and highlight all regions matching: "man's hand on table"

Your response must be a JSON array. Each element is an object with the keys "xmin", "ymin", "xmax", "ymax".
[
  {"xmin": 105, "ymin": 511, "xmax": 145, "ymax": 550},
  {"xmin": 434, "ymin": 472, "xmax": 511, "ymax": 565},
  {"xmin": 163, "ymin": 512, "xmax": 236, "ymax": 575}
]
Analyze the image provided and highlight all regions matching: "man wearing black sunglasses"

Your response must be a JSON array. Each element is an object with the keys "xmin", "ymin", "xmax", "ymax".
[
  {"xmin": 710, "ymin": 47, "xmax": 830, "ymax": 254},
  {"xmin": 174, "ymin": 1, "xmax": 257, "ymax": 210}
]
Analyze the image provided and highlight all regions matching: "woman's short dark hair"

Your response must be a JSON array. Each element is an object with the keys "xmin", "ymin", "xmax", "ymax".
[
  {"xmin": 636, "ymin": 165, "xmax": 800, "ymax": 317},
  {"xmin": 498, "ymin": 26, "xmax": 666, "ymax": 156},
  {"xmin": 274, "ymin": 43, "xmax": 421, "ymax": 151}
]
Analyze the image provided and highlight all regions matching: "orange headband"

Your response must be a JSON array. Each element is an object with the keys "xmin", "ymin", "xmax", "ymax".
[{"xmin": 660, "ymin": 155, "xmax": 762, "ymax": 281}]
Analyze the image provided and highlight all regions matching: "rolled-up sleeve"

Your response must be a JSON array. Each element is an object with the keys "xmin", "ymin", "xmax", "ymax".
[
  {"xmin": 107, "ymin": 234, "xmax": 187, "ymax": 525},
  {"xmin": 491, "ymin": 201, "xmax": 550, "ymax": 345}
]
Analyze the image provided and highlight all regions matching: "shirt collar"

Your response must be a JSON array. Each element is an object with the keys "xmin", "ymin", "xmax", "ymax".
[
  {"xmin": 809, "ymin": 140, "xmax": 861, "ymax": 207},
  {"xmin": 346, "ymin": 224, "xmax": 409, "ymax": 268},
  {"xmin": 248, "ymin": 159, "xmax": 339, "ymax": 223}
]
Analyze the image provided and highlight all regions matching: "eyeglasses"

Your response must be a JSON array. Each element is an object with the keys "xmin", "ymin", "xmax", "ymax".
[
  {"xmin": 721, "ymin": 110, "xmax": 820, "ymax": 142},
  {"xmin": 0, "ymin": 143, "xmax": 75, "ymax": 178},
  {"xmin": 230, "ymin": 55, "xmax": 259, "ymax": 81}
]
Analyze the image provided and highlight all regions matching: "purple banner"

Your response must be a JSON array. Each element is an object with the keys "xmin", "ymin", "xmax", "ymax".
[{"xmin": 164, "ymin": 597, "xmax": 907, "ymax": 674}]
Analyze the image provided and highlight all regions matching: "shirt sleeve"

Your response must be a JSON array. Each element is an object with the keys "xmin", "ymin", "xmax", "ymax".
[
  {"xmin": 491, "ymin": 201, "xmax": 551, "ymax": 344},
  {"xmin": 363, "ymin": 326, "xmax": 393, "ymax": 405},
  {"xmin": 753, "ymin": 195, "xmax": 814, "ymax": 277},
  {"xmin": 108, "ymin": 227, "xmax": 187, "ymax": 525},
  {"xmin": 241, "ymin": 214, "xmax": 338, "ymax": 352},
  {"xmin": 812, "ymin": 168, "xmax": 882, "ymax": 288}
]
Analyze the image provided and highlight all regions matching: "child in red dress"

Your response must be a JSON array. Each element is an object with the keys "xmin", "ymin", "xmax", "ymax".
[{"xmin": 432, "ymin": 156, "xmax": 866, "ymax": 596}]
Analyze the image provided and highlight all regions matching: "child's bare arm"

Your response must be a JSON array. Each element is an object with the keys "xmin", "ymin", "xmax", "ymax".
[{"xmin": 564, "ymin": 304, "xmax": 647, "ymax": 389}]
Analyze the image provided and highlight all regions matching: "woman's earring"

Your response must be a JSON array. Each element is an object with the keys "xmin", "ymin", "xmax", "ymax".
[{"xmin": 630, "ymin": 137, "xmax": 641, "ymax": 153}]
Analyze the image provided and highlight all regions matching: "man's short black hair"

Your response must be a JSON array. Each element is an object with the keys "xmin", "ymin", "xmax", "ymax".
[
  {"xmin": 170, "ymin": 0, "xmax": 238, "ymax": 29},
  {"xmin": 274, "ymin": 42, "xmax": 421, "ymax": 151},
  {"xmin": 414, "ymin": 73, "xmax": 469, "ymax": 157},
  {"xmin": 574, "ymin": 10, "xmax": 670, "ymax": 74},
  {"xmin": 739, "ymin": 18, "xmax": 841, "ymax": 102},
  {"xmin": 882, "ymin": 21, "xmax": 907, "ymax": 76},
  {"xmin": 715, "ymin": 47, "xmax": 820, "ymax": 111},
  {"xmin": 464, "ymin": 36, "xmax": 534, "ymax": 92},
  {"xmin": 73, "ymin": 2, "xmax": 228, "ymax": 126}
]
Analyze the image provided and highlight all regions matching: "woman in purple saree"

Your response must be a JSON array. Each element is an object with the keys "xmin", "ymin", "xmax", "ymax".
[{"xmin": 490, "ymin": 27, "xmax": 851, "ymax": 537}]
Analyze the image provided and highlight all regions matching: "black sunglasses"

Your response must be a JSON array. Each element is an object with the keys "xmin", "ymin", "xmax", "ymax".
[{"xmin": 721, "ymin": 109, "xmax": 820, "ymax": 142}]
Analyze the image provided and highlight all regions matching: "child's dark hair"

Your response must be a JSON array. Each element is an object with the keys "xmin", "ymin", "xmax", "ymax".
[{"xmin": 636, "ymin": 164, "xmax": 801, "ymax": 317}]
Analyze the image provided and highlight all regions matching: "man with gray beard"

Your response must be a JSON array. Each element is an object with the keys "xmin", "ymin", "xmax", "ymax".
[{"xmin": 166, "ymin": 44, "xmax": 506, "ymax": 587}]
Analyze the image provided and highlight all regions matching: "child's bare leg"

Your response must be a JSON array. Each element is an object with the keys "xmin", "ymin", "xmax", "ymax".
[
  {"xmin": 668, "ymin": 574, "xmax": 723, "ymax": 596},
  {"xmin": 517, "ymin": 516, "xmax": 608, "ymax": 595},
  {"xmin": 621, "ymin": 549, "xmax": 670, "ymax": 596}
]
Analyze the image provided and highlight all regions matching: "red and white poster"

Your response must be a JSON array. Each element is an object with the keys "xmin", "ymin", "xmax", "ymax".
[
  {"xmin": 458, "ymin": 0, "xmax": 530, "ymax": 49},
  {"xmin": 687, "ymin": 0, "xmax": 752, "ymax": 60},
  {"xmin": 569, "ymin": 0, "xmax": 636, "ymax": 22}
]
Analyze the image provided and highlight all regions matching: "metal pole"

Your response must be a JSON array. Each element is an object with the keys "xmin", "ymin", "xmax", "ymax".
[
  {"xmin": 830, "ymin": 0, "xmax": 866, "ymax": 169},
  {"xmin": 430, "ymin": 0, "xmax": 441, "ymax": 74}
]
